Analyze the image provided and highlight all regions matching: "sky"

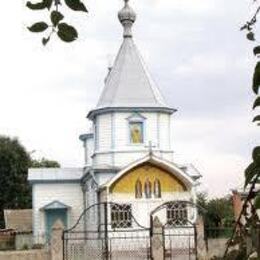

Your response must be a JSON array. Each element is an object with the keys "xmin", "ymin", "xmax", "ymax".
[{"xmin": 0, "ymin": 0, "xmax": 258, "ymax": 197}]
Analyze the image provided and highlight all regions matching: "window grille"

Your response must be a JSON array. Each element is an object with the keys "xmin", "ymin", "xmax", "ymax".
[
  {"xmin": 166, "ymin": 202, "xmax": 188, "ymax": 226},
  {"xmin": 111, "ymin": 204, "xmax": 132, "ymax": 228}
]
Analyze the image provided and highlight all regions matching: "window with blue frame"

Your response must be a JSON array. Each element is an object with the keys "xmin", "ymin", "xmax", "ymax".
[{"xmin": 129, "ymin": 121, "xmax": 144, "ymax": 144}]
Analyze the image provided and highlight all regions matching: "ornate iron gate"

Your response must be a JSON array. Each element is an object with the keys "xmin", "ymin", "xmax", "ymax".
[
  {"xmin": 151, "ymin": 201, "xmax": 198, "ymax": 260},
  {"xmin": 63, "ymin": 202, "xmax": 151, "ymax": 260},
  {"xmin": 63, "ymin": 201, "xmax": 200, "ymax": 260}
]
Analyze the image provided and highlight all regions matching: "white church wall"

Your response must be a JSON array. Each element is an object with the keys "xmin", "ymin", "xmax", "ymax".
[
  {"xmin": 96, "ymin": 113, "xmax": 112, "ymax": 151},
  {"xmin": 143, "ymin": 112, "xmax": 157, "ymax": 146},
  {"xmin": 85, "ymin": 179, "xmax": 98, "ymax": 230},
  {"xmin": 159, "ymin": 113, "xmax": 172, "ymax": 150},
  {"xmin": 95, "ymin": 172, "xmax": 117, "ymax": 186},
  {"xmin": 33, "ymin": 183, "xmax": 83, "ymax": 237},
  {"xmin": 93, "ymin": 152, "xmax": 113, "ymax": 167},
  {"xmin": 85, "ymin": 137, "xmax": 94, "ymax": 166},
  {"xmin": 113, "ymin": 112, "xmax": 128, "ymax": 148},
  {"xmin": 159, "ymin": 151, "xmax": 174, "ymax": 162},
  {"xmin": 92, "ymin": 111, "xmax": 174, "ymax": 168},
  {"xmin": 108, "ymin": 192, "xmax": 193, "ymax": 228}
]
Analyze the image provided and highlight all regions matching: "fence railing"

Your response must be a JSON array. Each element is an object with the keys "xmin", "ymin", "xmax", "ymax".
[
  {"xmin": 0, "ymin": 230, "xmax": 50, "ymax": 251},
  {"xmin": 205, "ymin": 227, "xmax": 233, "ymax": 239}
]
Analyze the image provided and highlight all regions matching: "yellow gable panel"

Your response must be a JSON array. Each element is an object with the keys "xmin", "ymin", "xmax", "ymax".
[{"xmin": 111, "ymin": 163, "xmax": 187, "ymax": 194}]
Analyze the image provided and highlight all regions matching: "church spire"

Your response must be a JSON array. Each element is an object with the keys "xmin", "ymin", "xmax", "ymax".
[
  {"xmin": 118, "ymin": 0, "xmax": 136, "ymax": 38},
  {"xmin": 88, "ymin": 0, "xmax": 176, "ymax": 118}
]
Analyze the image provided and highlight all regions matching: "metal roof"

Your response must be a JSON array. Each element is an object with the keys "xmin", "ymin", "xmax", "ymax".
[
  {"xmin": 28, "ymin": 168, "xmax": 83, "ymax": 182},
  {"xmin": 95, "ymin": 0, "xmax": 170, "ymax": 110}
]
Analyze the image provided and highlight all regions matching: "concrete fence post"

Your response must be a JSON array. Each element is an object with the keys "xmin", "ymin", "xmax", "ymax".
[
  {"xmin": 195, "ymin": 216, "xmax": 208, "ymax": 260},
  {"xmin": 50, "ymin": 220, "xmax": 64, "ymax": 260},
  {"xmin": 151, "ymin": 216, "xmax": 164, "ymax": 260}
]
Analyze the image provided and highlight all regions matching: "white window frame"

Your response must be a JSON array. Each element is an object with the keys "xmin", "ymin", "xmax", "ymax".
[{"xmin": 126, "ymin": 113, "xmax": 146, "ymax": 145}]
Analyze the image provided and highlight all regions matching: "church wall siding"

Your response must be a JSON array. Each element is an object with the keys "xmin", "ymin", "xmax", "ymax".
[
  {"xmin": 109, "ymin": 192, "xmax": 193, "ymax": 227},
  {"xmin": 33, "ymin": 183, "xmax": 83, "ymax": 236},
  {"xmin": 114, "ymin": 112, "xmax": 129, "ymax": 148},
  {"xmin": 159, "ymin": 113, "xmax": 171, "ymax": 150},
  {"xmin": 97, "ymin": 113, "xmax": 112, "ymax": 151},
  {"xmin": 93, "ymin": 111, "xmax": 174, "ymax": 168},
  {"xmin": 143, "ymin": 112, "xmax": 157, "ymax": 146},
  {"xmin": 96, "ymin": 172, "xmax": 117, "ymax": 186},
  {"xmin": 85, "ymin": 137, "xmax": 94, "ymax": 166}
]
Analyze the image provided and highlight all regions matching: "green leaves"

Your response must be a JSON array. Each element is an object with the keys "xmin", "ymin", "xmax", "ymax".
[
  {"xmin": 42, "ymin": 36, "xmax": 50, "ymax": 46},
  {"xmin": 64, "ymin": 0, "xmax": 88, "ymax": 12},
  {"xmin": 253, "ymin": 115, "xmax": 260, "ymax": 124},
  {"xmin": 253, "ymin": 46, "xmax": 260, "ymax": 56},
  {"xmin": 244, "ymin": 148, "xmax": 260, "ymax": 188},
  {"xmin": 26, "ymin": 0, "xmax": 87, "ymax": 45},
  {"xmin": 26, "ymin": 0, "xmax": 53, "ymax": 10},
  {"xmin": 245, "ymin": 162, "xmax": 259, "ymax": 188},
  {"xmin": 253, "ymin": 96, "xmax": 260, "ymax": 109},
  {"xmin": 57, "ymin": 23, "xmax": 78, "ymax": 42},
  {"xmin": 254, "ymin": 194, "xmax": 260, "ymax": 209},
  {"xmin": 51, "ymin": 11, "xmax": 64, "ymax": 26},
  {"xmin": 253, "ymin": 146, "xmax": 260, "ymax": 165},
  {"xmin": 28, "ymin": 22, "xmax": 48, "ymax": 32},
  {"xmin": 247, "ymin": 32, "xmax": 255, "ymax": 41},
  {"xmin": 252, "ymin": 62, "xmax": 260, "ymax": 94}
]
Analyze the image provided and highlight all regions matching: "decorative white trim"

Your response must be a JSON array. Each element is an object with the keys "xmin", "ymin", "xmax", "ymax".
[
  {"xmin": 93, "ymin": 149, "xmax": 174, "ymax": 155},
  {"xmin": 168, "ymin": 114, "xmax": 171, "ymax": 150},
  {"xmin": 126, "ymin": 112, "xmax": 146, "ymax": 145},
  {"xmin": 126, "ymin": 112, "xmax": 147, "ymax": 121},
  {"xmin": 157, "ymin": 113, "xmax": 160, "ymax": 149},
  {"xmin": 102, "ymin": 154, "xmax": 195, "ymax": 191}
]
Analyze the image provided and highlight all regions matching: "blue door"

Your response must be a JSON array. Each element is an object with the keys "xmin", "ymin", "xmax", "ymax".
[{"xmin": 45, "ymin": 209, "xmax": 67, "ymax": 239}]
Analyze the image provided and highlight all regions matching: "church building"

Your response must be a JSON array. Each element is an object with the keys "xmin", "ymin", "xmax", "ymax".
[{"xmin": 28, "ymin": 0, "xmax": 201, "ymax": 239}]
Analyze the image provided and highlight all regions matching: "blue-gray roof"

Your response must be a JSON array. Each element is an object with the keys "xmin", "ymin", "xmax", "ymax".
[{"xmin": 28, "ymin": 168, "xmax": 83, "ymax": 183}]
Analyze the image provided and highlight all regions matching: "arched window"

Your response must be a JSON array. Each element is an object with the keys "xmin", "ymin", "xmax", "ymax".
[
  {"xmin": 135, "ymin": 179, "xmax": 142, "ymax": 199},
  {"xmin": 154, "ymin": 179, "xmax": 161, "ymax": 198},
  {"xmin": 144, "ymin": 179, "xmax": 152, "ymax": 199}
]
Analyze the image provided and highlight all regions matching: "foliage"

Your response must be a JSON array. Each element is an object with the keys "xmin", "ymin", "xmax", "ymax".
[
  {"xmin": 30, "ymin": 157, "xmax": 60, "ymax": 168},
  {"xmin": 26, "ymin": 0, "xmax": 88, "ymax": 45},
  {"xmin": 206, "ymin": 197, "xmax": 234, "ymax": 227},
  {"xmin": 196, "ymin": 192, "xmax": 234, "ymax": 228},
  {"xmin": 0, "ymin": 135, "xmax": 60, "ymax": 228},
  {"xmin": 223, "ymin": 2, "xmax": 260, "ymax": 258},
  {"xmin": 0, "ymin": 136, "xmax": 31, "ymax": 228}
]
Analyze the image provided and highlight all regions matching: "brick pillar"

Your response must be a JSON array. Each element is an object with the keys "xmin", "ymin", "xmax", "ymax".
[
  {"xmin": 195, "ymin": 216, "xmax": 207, "ymax": 260},
  {"xmin": 232, "ymin": 190, "xmax": 243, "ymax": 222},
  {"xmin": 151, "ymin": 217, "xmax": 164, "ymax": 260},
  {"xmin": 50, "ymin": 220, "xmax": 64, "ymax": 260}
]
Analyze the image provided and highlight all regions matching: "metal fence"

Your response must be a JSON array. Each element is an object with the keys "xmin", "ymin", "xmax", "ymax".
[{"xmin": 63, "ymin": 201, "xmax": 201, "ymax": 260}]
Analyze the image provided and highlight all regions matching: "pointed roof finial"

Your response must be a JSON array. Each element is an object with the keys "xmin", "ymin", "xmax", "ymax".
[{"xmin": 118, "ymin": 0, "xmax": 136, "ymax": 38}]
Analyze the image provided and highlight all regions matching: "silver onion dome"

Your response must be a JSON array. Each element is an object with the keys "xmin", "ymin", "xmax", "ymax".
[{"xmin": 118, "ymin": 0, "xmax": 136, "ymax": 38}]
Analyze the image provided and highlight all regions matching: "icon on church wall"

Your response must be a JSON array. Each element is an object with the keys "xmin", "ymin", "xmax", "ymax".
[
  {"xmin": 154, "ymin": 179, "xmax": 161, "ymax": 198},
  {"xmin": 135, "ymin": 179, "xmax": 142, "ymax": 198},
  {"xmin": 130, "ymin": 122, "xmax": 143, "ymax": 144},
  {"xmin": 144, "ymin": 178, "xmax": 152, "ymax": 198}
]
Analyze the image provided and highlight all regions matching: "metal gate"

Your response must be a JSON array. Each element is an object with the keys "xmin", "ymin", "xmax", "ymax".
[
  {"xmin": 151, "ymin": 201, "xmax": 198, "ymax": 260},
  {"xmin": 63, "ymin": 202, "xmax": 151, "ymax": 260},
  {"xmin": 63, "ymin": 201, "xmax": 200, "ymax": 260}
]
